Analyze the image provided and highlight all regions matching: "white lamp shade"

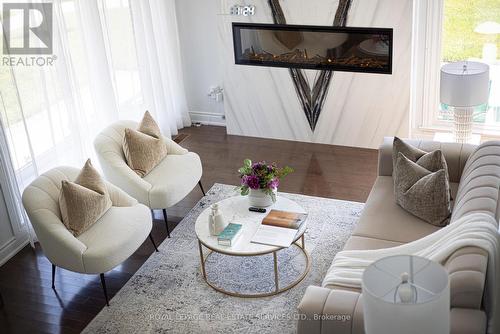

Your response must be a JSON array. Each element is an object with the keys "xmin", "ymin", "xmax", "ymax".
[
  {"xmin": 440, "ymin": 61, "xmax": 489, "ymax": 107},
  {"xmin": 362, "ymin": 255, "xmax": 450, "ymax": 334},
  {"xmin": 474, "ymin": 21, "xmax": 500, "ymax": 35}
]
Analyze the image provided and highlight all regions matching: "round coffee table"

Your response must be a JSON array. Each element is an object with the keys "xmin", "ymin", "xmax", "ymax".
[{"xmin": 195, "ymin": 195, "xmax": 310, "ymax": 298}]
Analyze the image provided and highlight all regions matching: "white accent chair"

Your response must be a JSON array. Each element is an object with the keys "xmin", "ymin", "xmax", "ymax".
[
  {"xmin": 22, "ymin": 166, "xmax": 158, "ymax": 306},
  {"xmin": 93, "ymin": 120, "xmax": 204, "ymax": 237}
]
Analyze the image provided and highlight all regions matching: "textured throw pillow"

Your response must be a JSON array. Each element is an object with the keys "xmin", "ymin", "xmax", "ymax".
[
  {"xmin": 392, "ymin": 137, "xmax": 450, "ymax": 178},
  {"xmin": 394, "ymin": 152, "xmax": 451, "ymax": 226},
  {"xmin": 59, "ymin": 159, "xmax": 112, "ymax": 236},
  {"xmin": 392, "ymin": 137, "xmax": 427, "ymax": 171},
  {"xmin": 123, "ymin": 111, "xmax": 167, "ymax": 177},
  {"xmin": 137, "ymin": 110, "xmax": 162, "ymax": 138},
  {"xmin": 393, "ymin": 136, "xmax": 451, "ymax": 194}
]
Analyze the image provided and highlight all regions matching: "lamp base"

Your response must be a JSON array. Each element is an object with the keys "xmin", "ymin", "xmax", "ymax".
[
  {"xmin": 452, "ymin": 107, "xmax": 474, "ymax": 144},
  {"xmin": 433, "ymin": 132, "xmax": 481, "ymax": 145}
]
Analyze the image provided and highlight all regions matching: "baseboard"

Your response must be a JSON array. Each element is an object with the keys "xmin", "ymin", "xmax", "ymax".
[
  {"xmin": 0, "ymin": 235, "xmax": 29, "ymax": 266},
  {"xmin": 189, "ymin": 111, "xmax": 226, "ymax": 126}
]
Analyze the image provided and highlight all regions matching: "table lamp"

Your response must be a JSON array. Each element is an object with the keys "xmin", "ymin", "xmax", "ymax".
[
  {"xmin": 474, "ymin": 21, "xmax": 500, "ymax": 62},
  {"xmin": 440, "ymin": 61, "xmax": 489, "ymax": 144},
  {"xmin": 362, "ymin": 255, "xmax": 450, "ymax": 334}
]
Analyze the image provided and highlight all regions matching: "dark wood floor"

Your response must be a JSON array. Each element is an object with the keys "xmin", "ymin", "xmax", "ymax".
[{"xmin": 0, "ymin": 126, "xmax": 378, "ymax": 333}]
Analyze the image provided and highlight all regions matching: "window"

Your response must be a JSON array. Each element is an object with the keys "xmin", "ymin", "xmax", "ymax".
[
  {"xmin": 439, "ymin": 0, "xmax": 500, "ymax": 126},
  {"xmin": 0, "ymin": 0, "xmax": 188, "ymax": 190},
  {"xmin": 0, "ymin": 0, "xmax": 144, "ymax": 187},
  {"xmin": 412, "ymin": 0, "xmax": 500, "ymax": 134}
]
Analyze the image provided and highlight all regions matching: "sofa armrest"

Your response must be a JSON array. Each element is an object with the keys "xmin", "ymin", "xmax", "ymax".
[
  {"xmin": 378, "ymin": 137, "xmax": 394, "ymax": 176},
  {"xmin": 451, "ymin": 308, "xmax": 487, "ymax": 334},
  {"xmin": 162, "ymin": 135, "xmax": 189, "ymax": 155},
  {"xmin": 297, "ymin": 286, "xmax": 364, "ymax": 334},
  {"xmin": 105, "ymin": 181, "xmax": 138, "ymax": 207},
  {"xmin": 445, "ymin": 246, "xmax": 488, "ymax": 309},
  {"xmin": 297, "ymin": 287, "xmax": 488, "ymax": 334}
]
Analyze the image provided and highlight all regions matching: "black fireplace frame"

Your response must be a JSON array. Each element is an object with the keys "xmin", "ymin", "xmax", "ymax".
[{"xmin": 232, "ymin": 22, "xmax": 393, "ymax": 74}]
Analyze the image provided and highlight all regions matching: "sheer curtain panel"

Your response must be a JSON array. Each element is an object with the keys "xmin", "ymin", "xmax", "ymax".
[{"xmin": 130, "ymin": 0, "xmax": 191, "ymax": 137}]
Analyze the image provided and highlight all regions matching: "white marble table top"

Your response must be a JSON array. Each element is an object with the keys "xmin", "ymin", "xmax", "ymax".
[{"xmin": 195, "ymin": 195, "xmax": 307, "ymax": 256}]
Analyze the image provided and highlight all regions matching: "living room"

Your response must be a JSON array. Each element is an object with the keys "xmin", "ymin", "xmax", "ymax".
[{"xmin": 0, "ymin": 0, "xmax": 499, "ymax": 333}]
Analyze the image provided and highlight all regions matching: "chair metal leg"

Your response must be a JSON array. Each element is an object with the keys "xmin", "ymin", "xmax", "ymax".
[
  {"xmin": 100, "ymin": 273, "xmax": 109, "ymax": 306},
  {"xmin": 149, "ymin": 233, "xmax": 159, "ymax": 252},
  {"xmin": 51, "ymin": 264, "xmax": 56, "ymax": 289},
  {"xmin": 198, "ymin": 181, "xmax": 206, "ymax": 196},
  {"xmin": 162, "ymin": 209, "xmax": 170, "ymax": 238}
]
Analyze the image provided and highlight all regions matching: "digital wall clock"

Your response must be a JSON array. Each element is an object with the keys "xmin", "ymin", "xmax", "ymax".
[{"xmin": 230, "ymin": 5, "xmax": 255, "ymax": 16}]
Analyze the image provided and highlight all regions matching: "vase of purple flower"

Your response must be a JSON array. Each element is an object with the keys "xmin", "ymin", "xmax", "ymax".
[{"xmin": 237, "ymin": 159, "xmax": 293, "ymax": 207}]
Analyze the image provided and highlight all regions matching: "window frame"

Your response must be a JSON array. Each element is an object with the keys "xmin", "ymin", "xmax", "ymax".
[{"xmin": 411, "ymin": 0, "xmax": 500, "ymax": 137}]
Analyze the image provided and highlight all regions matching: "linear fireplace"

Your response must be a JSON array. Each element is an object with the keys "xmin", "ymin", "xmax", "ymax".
[{"xmin": 232, "ymin": 22, "xmax": 393, "ymax": 74}]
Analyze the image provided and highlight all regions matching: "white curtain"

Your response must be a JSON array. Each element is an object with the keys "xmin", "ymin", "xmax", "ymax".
[
  {"xmin": 0, "ymin": 113, "xmax": 32, "ymax": 246},
  {"xmin": 0, "ymin": 0, "xmax": 190, "ymax": 242},
  {"xmin": 130, "ymin": 0, "xmax": 191, "ymax": 137}
]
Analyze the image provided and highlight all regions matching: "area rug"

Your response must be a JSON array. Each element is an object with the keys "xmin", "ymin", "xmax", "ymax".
[{"xmin": 83, "ymin": 184, "xmax": 363, "ymax": 333}]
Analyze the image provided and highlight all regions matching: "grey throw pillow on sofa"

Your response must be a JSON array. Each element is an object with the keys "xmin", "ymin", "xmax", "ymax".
[
  {"xmin": 393, "ymin": 151, "xmax": 451, "ymax": 226},
  {"xmin": 392, "ymin": 137, "xmax": 427, "ymax": 172},
  {"xmin": 392, "ymin": 137, "xmax": 450, "ymax": 180},
  {"xmin": 392, "ymin": 138, "xmax": 452, "ymax": 226}
]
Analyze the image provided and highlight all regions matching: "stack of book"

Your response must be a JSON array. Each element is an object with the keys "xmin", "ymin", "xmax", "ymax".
[{"xmin": 251, "ymin": 210, "xmax": 308, "ymax": 248}]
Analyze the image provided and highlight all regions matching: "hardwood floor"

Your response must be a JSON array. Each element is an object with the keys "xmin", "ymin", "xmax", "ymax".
[{"xmin": 0, "ymin": 126, "xmax": 378, "ymax": 333}]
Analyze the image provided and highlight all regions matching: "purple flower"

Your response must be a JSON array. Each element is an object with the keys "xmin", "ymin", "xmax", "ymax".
[
  {"xmin": 252, "ymin": 162, "xmax": 263, "ymax": 170},
  {"xmin": 268, "ymin": 178, "xmax": 279, "ymax": 189},
  {"xmin": 245, "ymin": 175, "xmax": 261, "ymax": 190}
]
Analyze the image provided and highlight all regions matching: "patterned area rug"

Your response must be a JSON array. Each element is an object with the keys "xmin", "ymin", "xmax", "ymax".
[{"xmin": 83, "ymin": 184, "xmax": 363, "ymax": 333}]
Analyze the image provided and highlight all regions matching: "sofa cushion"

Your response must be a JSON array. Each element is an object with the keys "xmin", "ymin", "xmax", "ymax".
[
  {"xmin": 352, "ymin": 176, "xmax": 459, "ymax": 243},
  {"xmin": 394, "ymin": 152, "xmax": 451, "ymax": 226}
]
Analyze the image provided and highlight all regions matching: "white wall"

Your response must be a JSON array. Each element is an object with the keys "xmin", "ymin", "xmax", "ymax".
[
  {"xmin": 176, "ymin": 0, "xmax": 412, "ymax": 148},
  {"xmin": 175, "ymin": 0, "xmax": 226, "ymax": 125}
]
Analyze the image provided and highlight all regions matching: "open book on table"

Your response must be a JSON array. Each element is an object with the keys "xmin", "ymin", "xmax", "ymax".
[{"xmin": 251, "ymin": 210, "xmax": 308, "ymax": 248}]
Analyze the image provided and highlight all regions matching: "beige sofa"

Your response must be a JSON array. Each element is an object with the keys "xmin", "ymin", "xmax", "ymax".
[{"xmin": 297, "ymin": 138, "xmax": 500, "ymax": 334}]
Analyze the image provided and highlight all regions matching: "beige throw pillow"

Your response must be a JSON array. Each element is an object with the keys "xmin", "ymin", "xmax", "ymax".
[
  {"xmin": 59, "ymin": 159, "xmax": 112, "ymax": 236},
  {"xmin": 123, "ymin": 111, "xmax": 167, "ymax": 177},
  {"xmin": 394, "ymin": 152, "xmax": 451, "ymax": 226},
  {"xmin": 138, "ymin": 110, "xmax": 162, "ymax": 138}
]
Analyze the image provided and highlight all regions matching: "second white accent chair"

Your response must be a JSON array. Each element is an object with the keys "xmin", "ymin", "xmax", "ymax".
[{"xmin": 94, "ymin": 120, "xmax": 204, "ymax": 237}]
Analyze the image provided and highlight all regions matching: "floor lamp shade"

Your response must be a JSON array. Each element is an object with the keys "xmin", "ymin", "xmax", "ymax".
[
  {"xmin": 362, "ymin": 255, "xmax": 450, "ymax": 334},
  {"xmin": 440, "ymin": 61, "xmax": 490, "ymax": 107}
]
